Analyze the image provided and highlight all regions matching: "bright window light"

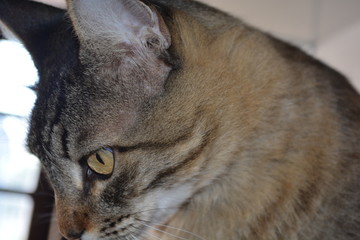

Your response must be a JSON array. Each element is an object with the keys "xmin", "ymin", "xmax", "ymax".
[
  {"xmin": 0, "ymin": 193, "xmax": 34, "ymax": 240},
  {"xmin": 0, "ymin": 40, "xmax": 37, "ymax": 116},
  {"xmin": 0, "ymin": 39, "xmax": 40, "ymax": 240}
]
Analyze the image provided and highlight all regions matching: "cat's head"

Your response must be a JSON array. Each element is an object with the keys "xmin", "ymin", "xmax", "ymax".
[{"xmin": 1, "ymin": 0, "xmax": 249, "ymax": 239}]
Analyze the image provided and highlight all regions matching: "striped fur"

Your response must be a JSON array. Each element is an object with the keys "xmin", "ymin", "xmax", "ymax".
[{"xmin": 0, "ymin": 0, "xmax": 359, "ymax": 239}]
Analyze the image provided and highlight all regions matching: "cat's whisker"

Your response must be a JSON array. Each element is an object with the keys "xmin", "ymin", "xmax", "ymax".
[
  {"xmin": 130, "ymin": 233, "xmax": 140, "ymax": 240},
  {"xmin": 136, "ymin": 219, "xmax": 205, "ymax": 240},
  {"xmin": 36, "ymin": 218, "xmax": 57, "ymax": 226},
  {"xmin": 141, "ymin": 230, "xmax": 163, "ymax": 240},
  {"xmin": 37, "ymin": 212, "xmax": 54, "ymax": 219},
  {"xmin": 146, "ymin": 222, "xmax": 205, "ymax": 240},
  {"xmin": 139, "ymin": 222, "xmax": 191, "ymax": 240},
  {"xmin": 130, "ymin": 224, "xmax": 162, "ymax": 240},
  {"xmin": 131, "ymin": 206, "xmax": 180, "ymax": 216},
  {"xmin": 33, "ymin": 191, "xmax": 55, "ymax": 198},
  {"xmin": 33, "ymin": 212, "xmax": 58, "ymax": 225}
]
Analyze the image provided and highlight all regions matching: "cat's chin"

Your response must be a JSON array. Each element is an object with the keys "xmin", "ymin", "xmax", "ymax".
[{"xmin": 80, "ymin": 232, "xmax": 98, "ymax": 240}]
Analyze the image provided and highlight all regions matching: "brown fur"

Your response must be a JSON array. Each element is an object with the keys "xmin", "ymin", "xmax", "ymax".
[
  {"xmin": 1, "ymin": 0, "xmax": 358, "ymax": 239},
  {"xmin": 113, "ymin": 4, "xmax": 360, "ymax": 239},
  {"xmin": 50, "ymin": 1, "xmax": 360, "ymax": 239}
]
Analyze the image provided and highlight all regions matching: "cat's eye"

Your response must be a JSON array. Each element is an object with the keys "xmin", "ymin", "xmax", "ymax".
[{"xmin": 87, "ymin": 148, "xmax": 114, "ymax": 176}]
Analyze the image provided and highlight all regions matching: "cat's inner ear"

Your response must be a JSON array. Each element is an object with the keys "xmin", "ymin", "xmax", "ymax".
[
  {"xmin": 68, "ymin": 0, "xmax": 171, "ymax": 52},
  {"xmin": 68, "ymin": 0, "xmax": 172, "ymax": 104}
]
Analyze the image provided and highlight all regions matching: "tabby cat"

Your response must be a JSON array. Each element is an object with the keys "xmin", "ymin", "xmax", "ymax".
[{"xmin": 0, "ymin": 0, "xmax": 359, "ymax": 239}]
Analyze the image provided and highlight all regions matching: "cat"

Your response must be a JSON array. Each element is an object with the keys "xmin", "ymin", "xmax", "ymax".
[{"xmin": 1, "ymin": 0, "xmax": 359, "ymax": 239}]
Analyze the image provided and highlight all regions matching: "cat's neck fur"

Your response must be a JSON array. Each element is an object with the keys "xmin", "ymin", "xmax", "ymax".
[{"xmin": 145, "ymin": 9, "xmax": 359, "ymax": 240}]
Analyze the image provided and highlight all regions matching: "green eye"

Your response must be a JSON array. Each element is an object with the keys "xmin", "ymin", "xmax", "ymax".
[{"xmin": 87, "ymin": 148, "xmax": 114, "ymax": 175}]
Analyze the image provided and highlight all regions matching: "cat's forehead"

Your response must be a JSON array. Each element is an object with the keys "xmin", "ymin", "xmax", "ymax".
[{"xmin": 27, "ymin": 27, "xmax": 172, "ymax": 163}]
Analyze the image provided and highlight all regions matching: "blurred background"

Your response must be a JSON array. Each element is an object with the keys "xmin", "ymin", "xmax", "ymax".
[{"xmin": 0, "ymin": 0, "xmax": 359, "ymax": 239}]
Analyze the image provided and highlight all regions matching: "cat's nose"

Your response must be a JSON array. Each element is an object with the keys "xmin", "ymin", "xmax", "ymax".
[
  {"xmin": 56, "ymin": 199, "xmax": 89, "ymax": 240},
  {"xmin": 56, "ymin": 206, "xmax": 87, "ymax": 240},
  {"xmin": 63, "ymin": 229, "xmax": 84, "ymax": 240}
]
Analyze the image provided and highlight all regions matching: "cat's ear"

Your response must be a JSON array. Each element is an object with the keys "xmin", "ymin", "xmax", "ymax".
[
  {"xmin": 0, "ymin": 0, "xmax": 73, "ymax": 71},
  {"xmin": 67, "ymin": 0, "xmax": 171, "ymax": 53},
  {"xmin": 67, "ymin": 0, "xmax": 172, "ymax": 99}
]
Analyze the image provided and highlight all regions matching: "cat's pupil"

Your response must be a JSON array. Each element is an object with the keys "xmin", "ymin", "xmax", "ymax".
[{"xmin": 96, "ymin": 153, "xmax": 105, "ymax": 164}]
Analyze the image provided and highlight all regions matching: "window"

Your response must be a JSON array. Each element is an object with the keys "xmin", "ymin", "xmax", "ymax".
[{"xmin": 0, "ymin": 40, "xmax": 45, "ymax": 240}]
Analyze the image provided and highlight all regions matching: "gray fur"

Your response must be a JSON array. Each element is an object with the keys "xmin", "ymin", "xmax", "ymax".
[{"xmin": 0, "ymin": 0, "xmax": 359, "ymax": 239}]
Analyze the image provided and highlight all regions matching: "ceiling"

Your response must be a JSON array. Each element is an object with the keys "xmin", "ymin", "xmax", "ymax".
[{"xmin": 199, "ymin": 0, "xmax": 360, "ymax": 43}]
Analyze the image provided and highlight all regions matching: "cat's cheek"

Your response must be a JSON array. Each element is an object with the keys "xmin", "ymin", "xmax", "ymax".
[
  {"xmin": 91, "ymin": 181, "xmax": 108, "ymax": 198},
  {"xmin": 144, "ymin": 182, "xmax": 194, "ymax": 222},
  {"xmin": 70, "ymin": 164, "xmax": 83, "ymax": 190}
]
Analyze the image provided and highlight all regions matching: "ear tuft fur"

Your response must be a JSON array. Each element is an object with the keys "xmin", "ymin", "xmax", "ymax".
[
  {"xmin": 67, "ymin": 0, "xmax": 173, "ymax": 101},
  {"xmin": 68, "ymin": 0, "xmax": 171, "ymax": 53}
]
